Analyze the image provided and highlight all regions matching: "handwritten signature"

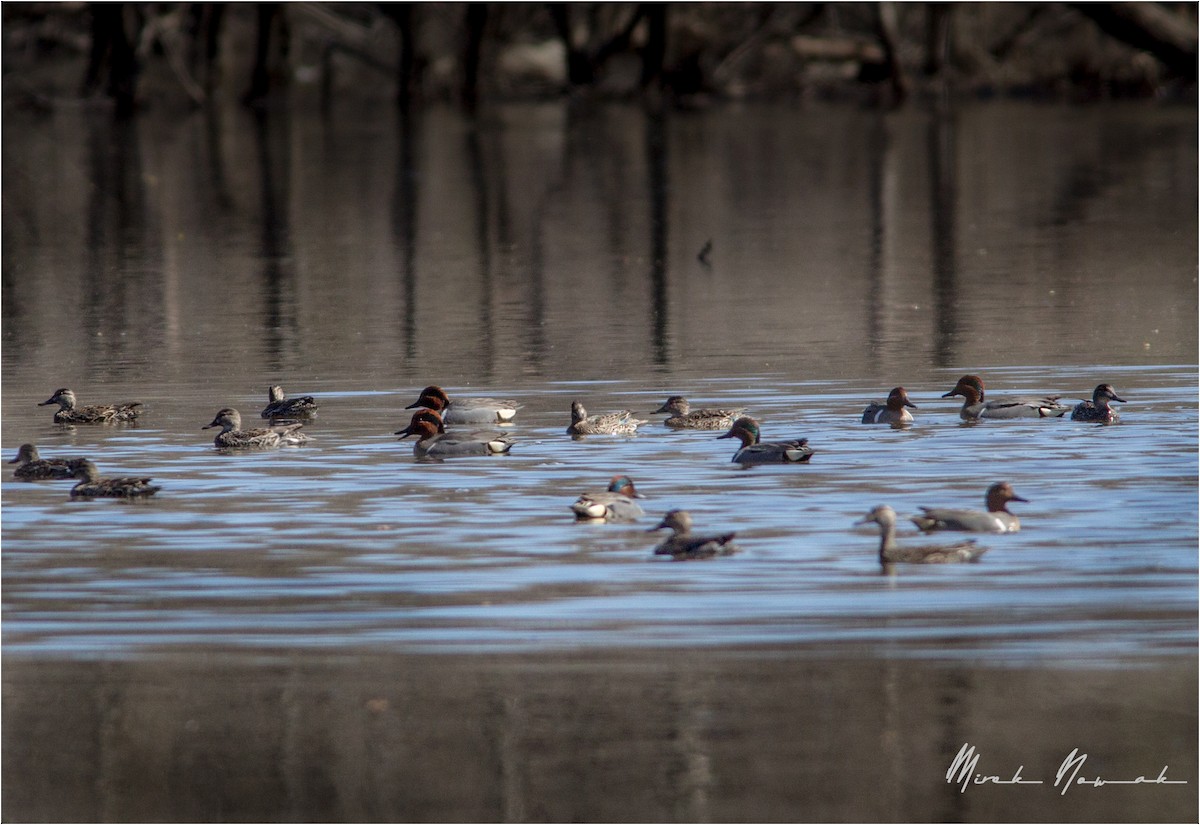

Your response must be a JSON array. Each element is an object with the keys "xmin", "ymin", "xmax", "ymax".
[{"xmin": 947, "ymin": 743, "xmax": 1188, "ymax": 796}]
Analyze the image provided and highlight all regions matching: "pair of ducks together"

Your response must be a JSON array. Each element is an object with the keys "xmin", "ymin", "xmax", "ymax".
[
  {"xmin": 38, "ymin": 385, "xmax": 319, "ymax": 425},
  {"xmin": 572, "ymin": 474, "xmax": 1027, "ymax": 565},
  {"xmin": 863, "ymin": 377, "xmax": 1127, "ymax": 425},
  {"xmin": 8, "ymin": 445, "xmax": 160, "ymax": 498}
]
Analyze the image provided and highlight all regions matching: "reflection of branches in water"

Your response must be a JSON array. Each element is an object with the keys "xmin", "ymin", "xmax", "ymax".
[
  {"xmin": 646, "ymin": 107, "xmax": 669, "ymax": 368},
  {"xmin": 83, "ymin": 116, "xmax": 154, "ymax": 376},
  {"xmin": 863, "ymin": 113, "xmax": 888, "ymax": 361},
  {"xmin": 927, "ymin": 109, "xmax": 959, "ymax": 369},
  {"xmin": 251, "ymin": 108, "xmax": 296, "ymax": 368},
  {"xmin": 392, "ymin": 112, "xmax": 421, "ymax": 361},
  {"xmin": 466, "ymin": 124, "xmax": 496, "ymax": 381}
]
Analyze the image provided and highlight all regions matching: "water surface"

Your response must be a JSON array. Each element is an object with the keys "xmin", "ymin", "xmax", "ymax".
[{"xmin": 3, "ymin": 99, "xmax": 1196, "ymax": 821}]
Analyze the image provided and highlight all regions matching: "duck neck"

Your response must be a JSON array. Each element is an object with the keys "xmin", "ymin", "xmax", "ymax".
[{"xmin": 876, "ymin": 519, "xmax": 897, "ymax": 558}]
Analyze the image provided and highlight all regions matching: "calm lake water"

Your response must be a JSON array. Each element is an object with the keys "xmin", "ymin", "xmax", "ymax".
[{"xmin": 3, "ymin": 98, "xmax": 1196, "ymax": 822}]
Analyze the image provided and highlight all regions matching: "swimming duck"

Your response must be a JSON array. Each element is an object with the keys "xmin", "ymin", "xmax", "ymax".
[
  {"xmin": 861, "ymin": 387, "xmax": 917, "ymax": 425},
  {"xmin": 203, "ymin": 408, "xmax": 308, "ymax": 449},
  {"xmin": 1070, "ymin": 383, "xmax": 1126, "ymax": 423},
  {"xmin": 652, "ymin": 396, "xmax": 744, "ymax": 430},
  {"xmin": 38, "ymin": 388, "xmax": 143, "ymax": 424},
  {"xmin": 261, "ymin": 385, "xmax": 318, "ymax": 419},
  {"xmin": 69, "ymin": 459, "xmax": 160, "ymax": 498},
  {"xmin": 717, "ymin": 416, "xmax": 813, "ymax": 464},
  {"xmin": 9, "ymin": 443, "xmax": 82, "ymax": 480},
  {"xmin": 405, "ymin": 385, "xmax": 520, "ymax": 425},
  {"xmin": 397, "ymin": 417, "xmax": 514, "ymax": 459},
  {"xmin": 570, "ymin": 475, "xmax": 646, "ymax": 522},
  {"xmin": 910, "ymin": 482, "xmax": 1028, "ymax": 533},
  {"xmin": 856, "ymin": 505, "xmax": 987, "ymax": 565},
  {"xmin": 941, "ymin": 375, "xmax": 1068, "ymax": 420},
  {"xmin": 567, "ymin": 401, "xmax": 647, "ymax": 436},
  {"xmin": 649, "ymin": 510, "xmax": 740, "ymax": 560}
]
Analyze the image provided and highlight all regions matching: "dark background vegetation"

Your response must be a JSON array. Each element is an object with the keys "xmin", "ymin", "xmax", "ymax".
[{"xmin": 3, "ymin": 2, "xmax": 1197, "ymax": 115}]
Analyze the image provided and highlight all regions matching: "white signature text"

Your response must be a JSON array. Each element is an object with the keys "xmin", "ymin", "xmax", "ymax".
[{"xmin": 947, "ymin": 743, "xmax": 1187, "ymax": 796}]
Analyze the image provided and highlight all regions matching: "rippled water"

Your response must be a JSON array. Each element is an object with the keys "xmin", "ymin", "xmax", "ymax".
[
  {"xmin": 2, "ymin": 368, "xmax": 1196, "ymax": 661},
  {"xmin": 3, "ymin": 98, "xmax": 1196, "ymax": 821}
]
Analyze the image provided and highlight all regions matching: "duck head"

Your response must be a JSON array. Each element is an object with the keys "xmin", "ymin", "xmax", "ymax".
[
  {"xmin": 203, "ymin": 408, "xmax": 242, "ymax": 431},
  {"xmin": 1093, "ymin": 384, "xmax": 1126, "ymax": 404},
  {"xmin": 395, "ymin": 409, "xmax": 446, "ymax": 437},
  {"xmin": 942, "ymin": 375, "xmax": 984, "ymax": 404},
  {"xmin": 887, "ymin": 387, "xmax": 918, "ymax": 410},
  {"xmin": 39, "ymin": 388, "xmax": 76, "ymax": 409},
  {"xmin": 649, "ymin": 509, "xmax": 692, "ymax": 534},
  {"xmin": 717, "ymin": 416, "xmax": 761, "ymax": 447},
  {"xmin": 406, "ymin": 385, "xmax": 450, "ymax": 412},
  {"xmin": 652, "ymin": 396, "xmax": 689, "ymax": 415},
  {"xmin": 985, "ymin": 482, "xmax": 1028, "ymax": 512},
  {"xmin": 608, "ymin": 475, "xmax": 646, "ymax": 499}
]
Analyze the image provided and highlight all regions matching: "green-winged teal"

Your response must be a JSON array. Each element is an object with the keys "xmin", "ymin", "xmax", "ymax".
[
  {"xmin": 203, "ymin": 408, "xmax": 308, "ymax": 449},
  {"xmin": 397, "ymin": 416, "xmax": 513, "ymax": 459},
  {"xmin": 941, "ymin": 375, "xmax": 1068, "ymax": 420},
  {"xmin": 261, "ymin": 385, "xmax": 318, "ymax": 419},
  {"xmin": 39, "ymin": 388, "xmax": 142, "ymax": 424},
  {"xmin": 717, "ymin": 416, "xmax": 813, "ymax": 464},
  {"xmin": 857, "ymin": 505, "xmax": 987, "ymax": 565},
  {"xmin": 861, "ymin": 387, "xmax": 917, "ymax": 425},
  {"xmin": 70, "ymin": 459, "xmax": 160, "ymax": 498},
  {"xmin": 567, "ymin": 401, "xmax": 647, "ymax": 436},
  {"xmin": 652, "ymin": 396, "xmax": 744, "ymax": 430},
  {"xmin": 911, "ymin": 482, "xmax": 1028, "ymax": 533},
  {"xmin": 571, "ymin": 475, "xmax": 646, "ymax": 522},
  {"xmin": 9, "ymin": 443, "xmax": 83, "ymax": 480},
  {"xmin": 649, "ymin": 510, "xmax": 740, "ymax": 560},
  {"xmin": 405, "ymin": 385, "xmax": 520, "ymax": 425},
  {"xmin": 1070, "ymin": 383, "xmax": 1126, "ymax": 423}
]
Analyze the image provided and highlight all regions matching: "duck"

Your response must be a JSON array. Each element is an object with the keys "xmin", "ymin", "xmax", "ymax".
[
  {"xmin": 861, "ymin": 387, "xmax": 917, "ymax": 425},
  {"xmin": 69, "ymin": 459, "xmax": 160, "ymax": 498},
  {"xmin": 9, "ymin": 443, "xmax": 82, "ymax": 480},
  {"xmin": 649, "ymin": 510, "xmax": 740, "ymax": 560},
  {"xmin": 856, "ymin": 505, "xmax": 987, "ymax": 565},
  {"xmin": 405, "ymin": 385, "xmax": 520, "ymax": 425},
  {"xmin": 566, "ymin": 401, "xmax": 647, "ymax": 436},
  {"xmin": 910, "ymin": 482, "xmax": 1028, "ymax": 533},
  {"xmin": 940, "ymin": 375, "xmax": 1068, "ymax": 420},
  {"xmin": 261, "ymin": 385, "xmax": 318, "ymax": 419},
  {"xmin": 203, "ymin": 408, "xmax": 308, "ymax": 449},
  {"xmin": 396, "ymin": 417, "xmax": 514, "ymax": 459},
  {"xmin": 717, "ymin": 416, "xmax": 813, "ymax": 464},
  {"xmin": 570, "ymin": 475, "xmax": 646, "ymax": 522},
  {"xmin": 38, "ymin": 388, "xmax": 143, "ymax": 424},
  {"xmin": 1070, "ymin": 383, "xmax": 1126, "ymax": 423},
  {"xmin": 652, "ymin": 395, "xmax": 744, "ymax": 430}
]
